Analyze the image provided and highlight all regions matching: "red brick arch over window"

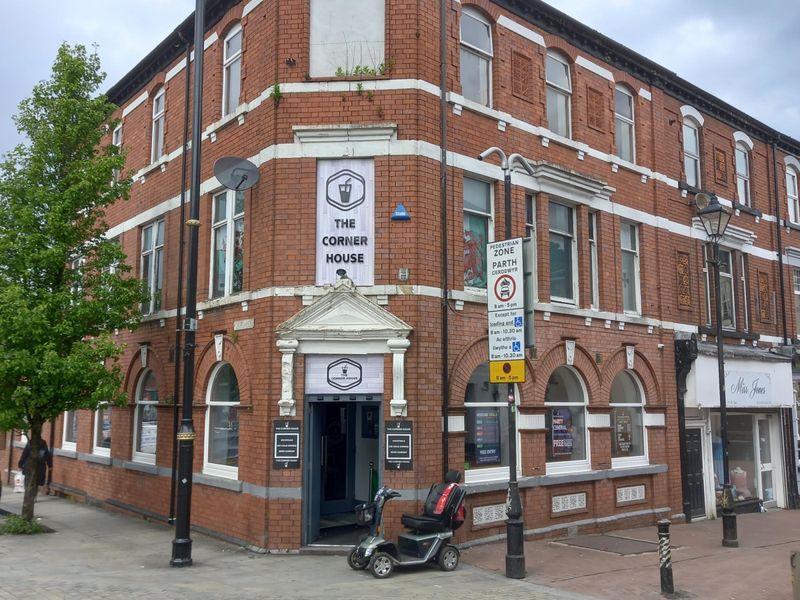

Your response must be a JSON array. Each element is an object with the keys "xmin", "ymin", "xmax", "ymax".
[
  {"xmin": 124, "ymin": 346, "xmax": 168, "ymax": 405},
  {"xmin": 599, "ymin": 347, "xmax": 661, "ymax": 408},
  {"xmin": 195, "ymin": 335, "xmax": 252, "ymax": 407},
  {"xmin": 532, "ymin": 342, "xmax": 602, "ymax": 406}
]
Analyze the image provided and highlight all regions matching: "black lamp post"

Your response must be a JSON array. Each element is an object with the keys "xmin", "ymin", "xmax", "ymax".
[
  {"xmin": 478, "ymin": 147, "xmax": 535, "ymax": 579},
  {"xmin": 695, "ymin": 193, "xmax": 738, "ymax": 548}
]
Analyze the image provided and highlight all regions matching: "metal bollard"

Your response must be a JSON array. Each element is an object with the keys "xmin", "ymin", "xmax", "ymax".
[{"xmin": 657, "ymin": 519, "xmax": 674, "ymax": 595}]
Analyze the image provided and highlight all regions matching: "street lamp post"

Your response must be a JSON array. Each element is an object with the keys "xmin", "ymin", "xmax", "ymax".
[
  {"xmin": 695, "ymin": 193, "xmax": 738, "ymax": 548},
  {"xmin": 478, "ymin": 147, "xmax": 535, "ymax": 579}
]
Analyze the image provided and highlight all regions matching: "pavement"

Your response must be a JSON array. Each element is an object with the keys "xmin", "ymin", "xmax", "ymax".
[{"xmin": 0, "ymin": 487, "xmax": 798, "ymax": 600}]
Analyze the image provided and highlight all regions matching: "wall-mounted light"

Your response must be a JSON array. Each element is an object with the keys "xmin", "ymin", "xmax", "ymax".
[{"xmin": 391, "ymin": 203, "xmax": 411, "ymax": 221}]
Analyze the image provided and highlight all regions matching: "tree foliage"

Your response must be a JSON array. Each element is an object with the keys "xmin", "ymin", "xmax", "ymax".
[{"xmin": 0, "ymin": 44, "xmax": 145, "ymax": 520}]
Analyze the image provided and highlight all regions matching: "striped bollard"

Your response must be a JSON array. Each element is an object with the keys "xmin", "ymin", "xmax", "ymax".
[{"xmin": 658, "ymin": 519, "xmax": 674, "ymax": 595}]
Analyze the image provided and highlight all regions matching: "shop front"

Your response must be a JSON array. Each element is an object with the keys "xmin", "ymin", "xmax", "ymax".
[{"xmin": 683, "ymin": 345, "xmax": 793, "ymax": 518}]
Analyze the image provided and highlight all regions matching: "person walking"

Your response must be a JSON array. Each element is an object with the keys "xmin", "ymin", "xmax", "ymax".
[{"xmin": 18, "ymin": 438, "xmax": 53, "ymax": 494}]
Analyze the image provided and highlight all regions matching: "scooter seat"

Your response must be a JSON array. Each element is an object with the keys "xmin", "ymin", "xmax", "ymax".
[{"xmin": 400, "ymin": 513, "xmax": 450, "ymax": 533}]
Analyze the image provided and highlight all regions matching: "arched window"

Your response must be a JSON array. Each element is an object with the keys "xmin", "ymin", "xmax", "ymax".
[
  {"xmin": 545, "ymin": 50, "xmax": 571, "ymax": 138},
  {"xmin": 610, "ymin": 370, "xmax": 648, "ymax": 466},
  {"xmin": 463, "ymin": 362, "xmax": 517, "ymax": 483},
  {"xmin": 150, "ymin": 87, "xmax": 165, "ymax": 163},
  {"xmin": 787, "ymin": 167, "xmax": 799, "ymax": 224},
  {"xmin": 545, "ymin": 366, "xmax": 588, "ymax": 473},
  {"xmin": 133, "ymin": 369, "xmax": 158, "ymax": 464},
  {"xmin": 735, "ymin": 142, "xmax": 751, "ymax": 207},
  {"xmin": 682, "ymin": 118, "xmax": 702, "ymax": 188},
  {"xmin": 460, "ymin": 7, "xmax": 492, "ymax": 106},
  {"xmin": 614, "ymin": 85, "xmax": 635, "ymax": 162},
  {"xmin": 204, "ymin": 362, "xmax": 240, "ymax": 478},
  {"xmin": 223, "ymin": 24, "xmax": 243, "ymax": 116}
]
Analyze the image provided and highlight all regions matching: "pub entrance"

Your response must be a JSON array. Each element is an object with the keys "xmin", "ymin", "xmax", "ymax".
[{"xmin": 303, "ymin": 394, "xmax": 381, "ymax": 545}]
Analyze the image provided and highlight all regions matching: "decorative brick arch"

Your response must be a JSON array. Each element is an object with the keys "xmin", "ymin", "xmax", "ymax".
[
  {"xmin": 460, "ymin": 1, "xmax": 501, "ymax": 23},
  {"xmin": 600, "ymin": 347, "xmax": 661, "ymax": 407},
  {"xmin": 448, "ymin": 335, "xmax": 536, "ymax": 408},
  {"xmin": 533, "ymin": 341, "xmax": 601, "ymax": 406},
  {"xmin": 124, "ymin": 346, "xmax": 168, "ymax": 404},
  {"xmin": 195, "ymin": 335, "xmax": 252, "ymax": 407}
]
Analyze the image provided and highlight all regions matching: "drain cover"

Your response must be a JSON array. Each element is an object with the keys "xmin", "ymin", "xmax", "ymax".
[{"xmin": 555, "ymin": 534, "xmax": 660, "ymax": 555}]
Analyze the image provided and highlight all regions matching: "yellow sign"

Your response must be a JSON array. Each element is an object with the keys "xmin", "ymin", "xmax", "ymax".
[{"xmin": 489, "ymin": 360, "xmax": 526, "ymax": 383}]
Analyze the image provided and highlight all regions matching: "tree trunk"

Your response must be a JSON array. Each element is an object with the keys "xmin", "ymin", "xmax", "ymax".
[{"xmin": 21, "ymin": 426, "xmax": 42, "ymax": 522}]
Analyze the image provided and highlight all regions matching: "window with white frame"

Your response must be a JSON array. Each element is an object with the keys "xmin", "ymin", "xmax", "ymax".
[
  {"xmin": 525, "ymin": 194, "xmax": 538, "ymax": 303},
  {"xmin": 588, "ymin": 212, "xmax": 599, "ymax": 309},
  {"xmin": 151, "ymin": 88, "xmax": 165, "ymax": 163},
  {"xmin": 133, "ymin": 369, "xmax": 158, "ymax": 464},
  {"xmin": 610, "ymin": 370, "xmax": 647, "ymax": 466},
  {"xmin": 223, "ymin": 24, "xmax": 242, "ymax": 117},
  {"xmin": 549, "ymin": 201, "xmax": 577, "ymax": 303},
  {"xmin": 787, "ymin": 168, "xmax": 800, "ymax": 224},
  {"xmin": 793, "ymin": 270, "xmax": 800, "ymax": 338},
  {"xmin": 460, "ymin": 7, "xmax": 492, "ymax": 107},
  {"xmin": 308, "ymin": 0, "xmax": 385, "ymax": 78},
  {"xmin": 112, "ymin": 124, "xmax": 123, "ymax": 182},
  {"xmin": 735, "ymin": 142, "xmax": 751, "ymax": 207},
  {"xmin": 210, "ymin": 189, "xmax": 245, "ymax": 299},
  {"xmin": 614, "ymin": 85, "xmax": 635, "ymax": 162},
  {"xmin": 464, "ymin": 362, "xmax": 518, "ymax": 483},
  {"xmin": 683, "ymin": 119, "xmax": 701, "ymax": 188},
  {"xmin": 62, "ymin": 411, "xmax": 77, "ymax": 451},
  {"xmin": 140, "ymin": 219, "xmax": 164, "ymax": 314},
  {"xmin": 620, "ymin": 221, "xmax": 641, "ymax": 314},
  {"xmin": 718, "ymin": 248, "xmax": 736, "ymax": 329},
  {"xmin": 545, "ymin": 366, "xmax": 589, "ymax": 473},
  {"xmin": 545, "ymin": 50, "xmax": 571, "ymax": 138},
  {"xmin": 703, "ymin": 245, "xmax": 712, "ymax": 326},
  {"xmin": 204, "ymin": 362, "xmax": 240, "ymax": 479},
  {"xmin": 93, "ymin": 405, "xmax": 111, "ymax": 456},
  {"xmin": 463, "ymin": 178, "xmax": 492, "ymax": 290},
  {"xmin": 740, "ymin": 254, "xmax": 749, "ymax": 332}
]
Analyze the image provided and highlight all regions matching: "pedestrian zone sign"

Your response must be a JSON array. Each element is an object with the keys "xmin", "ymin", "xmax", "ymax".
[{"xmin": 487, "ymin": 238, "xmax": 526, "ymax": 383}]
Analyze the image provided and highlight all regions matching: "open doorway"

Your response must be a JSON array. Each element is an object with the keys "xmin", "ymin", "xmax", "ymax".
[{"xmin": 304, "ymin": 395, "xmax": 381, "ymax": 545}]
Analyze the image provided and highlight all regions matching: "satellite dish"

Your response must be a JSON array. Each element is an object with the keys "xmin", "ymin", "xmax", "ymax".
[
  {"xmin": 213, "ymin": 156, "xmax": 260, "ymax": 191},
  {"xmin": 694, "ymin": 192, "xmax": 712, "ymax": 210}
]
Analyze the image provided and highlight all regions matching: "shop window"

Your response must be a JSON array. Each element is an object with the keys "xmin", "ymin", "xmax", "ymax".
[
  {"xmin": 140, "ymin": 219, "xmax": 165, "ymax": 314},
  {"xmin": 150, "ymin": 87, "xmax": 165, "ymax": 163},
  {"xmin": 464, "ymin": 363, "xmax": 517, "ymax": 484},
  {"xmin": 787, "ymin": 167, "xmax": 800, "ymax": 224},
  {"xmin": 545, "ymin": 50, "xmax": 571, "ymax": 138},
  {"xmin": 620, "ymin": 221, "xmax": 640, "ymax": 314},
  {"xmin": 308, "ymin": 0, "xmax": 385, "ymax": 77},
  {"xmin": 614, "ymin": 85, "xmax": 635, "ymax": 163},
  {"xmin": 204, "ymin": 362, "xmax": 240, "ymax": 479},
  {"xmin": 683, "ymin": 118, "xmax": 702, "ymax": 188},
  {"xmin": 463, "ymin": 177, "xmax": 492, "ymax": 290},
  {"xmin": 210, "ymin": 189, "xmax": 245, "ymax": 299},
  {"xmin": 588, "ymin": 212, "xmax": 599, "ymax": 309},
  {"xmin": 549, "ymin": 201, "xmax": 577, "ymax": 304},
  {"xmin": 93, "ymin": 405, "xmax": 112, "ymax": 457},
  {"xmin": 610, "ymin": 371, "xmax": 647, "ymax": 466},
  {"xmin": 711, "ymin": 414, "xmax": 773, "ymax": 503},
  {"xmin": 735, "ymin": 142, "xmax": 751, "ymax": 207},
  {"xmin": 133, "ymin": 369, "xmax": 158, "ymax": 464},
  {"xmin": 545, "ymin": 366, "xmax": 589, "ymax": 474},
  {"xmin": 62, "ymin": 410, "xmax": 78, "ymax": 451},
  {"xmin": 460, "ymin": 7, "xmax": 492, "ymax": 106},
  {"xmin": 223, "ymin": 24, "xmax": 242, "ymax": 116}
]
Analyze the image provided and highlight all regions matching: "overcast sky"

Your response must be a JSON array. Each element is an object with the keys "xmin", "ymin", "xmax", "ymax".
[{"xmin": 1, "ymin": 1, "xmax": 798, "ymax": 158}]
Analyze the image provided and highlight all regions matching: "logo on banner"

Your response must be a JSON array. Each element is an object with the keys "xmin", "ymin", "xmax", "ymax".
[
  {"xmin": 327, "ymin": 358, "xmax": 363, "ymax": 390},
  {"xmin": 326, "ymin": 169, "xmax": 366, "ymax": 211}
]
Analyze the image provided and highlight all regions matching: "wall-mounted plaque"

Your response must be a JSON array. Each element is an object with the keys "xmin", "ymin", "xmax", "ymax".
[
  {"xmin": 273, "ymin": 420, "xmax": 300, "ymax": 469},
  {"xmin": 385, "ymin": 420, "xmax": 412, "ymax": 470}
]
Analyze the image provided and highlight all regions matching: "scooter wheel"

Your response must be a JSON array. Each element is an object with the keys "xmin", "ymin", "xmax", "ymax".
[
  {"xmin": 437, "ymin": 544, "xmax": 460, "ymax": 571},
  {"xmin": 347, "ymin": 547, "xmax": 368, "ymax": 570},
  {"xmin": 368, "ymin": 551, "xmax": 395, "ymax": 578}
]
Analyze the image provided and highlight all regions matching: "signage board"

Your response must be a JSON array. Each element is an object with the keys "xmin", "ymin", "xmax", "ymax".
[
  {"xmin": 273, "ymin": 420, "xmax": 300, "ymax": 469},
  {"xmin": 726, "ymin": 371, "xmax": 772, "ymax": 408},
  {"xmin": 488, "ymin": 309, "xmax": 525, "ymax": 361},
  {"xmin": 489, "ymin": 359, "xmax": 526, "ymax": 383},
  {"xmin": 305, "ymin": 355, "xmax": 383, "ymax": 395},
  {"xmin": 385, "ymin": 420, "xmax": 412, "ymax": 470},
  {"xmin": 487, "ymin": 238, "xmax": 526, "ymax": 383},
  {"xmin": 487, "ymin": 238, "xmax": 524, "ymax": 312}
]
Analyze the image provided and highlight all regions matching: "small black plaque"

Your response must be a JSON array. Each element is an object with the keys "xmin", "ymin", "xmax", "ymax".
[
  {"xmin": 273, "ymin": 420, "xmax": 300, "ymax": 469},
  {"xmin": 385, "ymin": 420, "xmax": 412, "ymax": 470}
]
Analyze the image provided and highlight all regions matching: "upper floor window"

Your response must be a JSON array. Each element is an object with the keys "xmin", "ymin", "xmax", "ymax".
[
  {"xmin": 463, "ymin": 177, "xmax": 492, "ymax": 290},
  {"xmin": 308, "ymin": 0, "xmax": 385, "ymax": 77},
  {"xmin": 62, "ymin": 411, "xmax": 78, "ymax": 451},
  {"xmin": 210, "ymin": 189, "xmax": 245, "ymax": 299},
  {"xmin": 204, "ymin": 362, "xmax": 240, "ymax": 479},
  {"xmin": 793, "ymin": 270, "xmax": 800, "ymax": 337},
  {"xmin": 141, "ymin": 219, "xmax": 165, "ymax": 314},
  {"xmin": 683, "ymin": 118, "xmax": 701, "ymax": 188},
  {"xmin": 610, "ymin": 370, "xmax": 647, "ymax": 466},
  {"xmin": 112, "ymin": 124, "xmax": 123, "ymax": 182},
  {"xmin": 546, "ymin": 50, "xmax": 571, "ymax": 138},
  {"xmin": 151, "ymin": 88, "xmax": 165, "ymax": 163},
  {"xmin": 93, "ymin": 405, "xmax": 111, "ymax": 457},
  {"xmin": 460, "ymin": 7, "xmax": 492, "ymax": 106},
  {"xmin": 133, "ymin": 369, "xmax": 158, "ymax": 464},
  {"xmin": 787, "ymin": 167, "xmax": 799, "ymax": 224},
  {"xmin": 718, "ymin": 248, "xmax": 736, "ymax": 329},
  {"xmin": 545, "ymin": 366, "xmax": 589, "ymax": 474},
  {"xmin": 588, "ymin": 212, "xmax": 599, "ymax": 309},
  {"xmin": 735, "ymin": 142, "xmax": 751, "ymax": 207},
  {"xmin": 620, "ymin": 222, "xmax": 641, "ymax": 314},
  {"xmin": 223, "ymin": 24, "xmax": 243, "ymax": 116},
  {"xmin": 614, "ymin": 86, "xmax": 635, "ymax": 162},
  {"xmin": 549, "ymin": 201, "xmax": 577, "ymax": 304}
]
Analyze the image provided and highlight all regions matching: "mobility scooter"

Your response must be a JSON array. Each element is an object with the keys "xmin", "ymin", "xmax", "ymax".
[{"xmin": 347, "ymin": 470, "xmax": 466, "ymax": 579}]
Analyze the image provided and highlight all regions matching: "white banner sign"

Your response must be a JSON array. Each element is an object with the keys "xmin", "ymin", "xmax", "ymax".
[
  {"xmin": 305, "ymin": 355, "xmax": 384, "ymax": 395},
  {"xmin": 316, "ymin": 159, "xmax": 375, "ymax": 285},
  {"xmin": 725, "ymin": 371, "xmax": 772, "ymax": 408}
]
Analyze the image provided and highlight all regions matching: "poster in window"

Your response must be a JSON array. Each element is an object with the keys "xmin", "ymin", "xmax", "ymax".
[
  {"xmin": 475, "ymin": 408, "xmax": 501, "ymax": 465},
  {"xmin": 613, "ymin": 408, "xmax": 633, "ymax": 454},
  {"xmin": 463, "ymin": 214, "xmax": 487, "ymax": 288},
  {"xmin": 551, "ymin": 407, "xmax": 574, "ymax": 457}
]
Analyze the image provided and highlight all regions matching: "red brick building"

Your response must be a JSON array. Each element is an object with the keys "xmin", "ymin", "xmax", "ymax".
[{"xmin": 3, "ymin": 0, "xmax": 799, "ymax": 551}]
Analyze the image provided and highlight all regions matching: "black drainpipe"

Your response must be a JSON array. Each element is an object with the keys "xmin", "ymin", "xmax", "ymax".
[
  {"xmin": 439, "ymin": 0, "xmax": 450, "ymax": 479},
  {"xmin": 675, "ymin": 335, "xmax": 698, "ymax": 522}
]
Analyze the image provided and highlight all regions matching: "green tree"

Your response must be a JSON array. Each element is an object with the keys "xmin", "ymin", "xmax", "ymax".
[{"xmin": 0, "ymin": 44, "xmax": 145, "ymax": 521}]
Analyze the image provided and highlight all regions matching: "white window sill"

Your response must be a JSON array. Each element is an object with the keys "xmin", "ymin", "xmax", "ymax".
[
  {"xmin": 195, "ymin": 471, "xmax": 242, "ymax": 492},
  {"xmin": 131, "ymin": 452, "xmax": 156, "ymax": 466},
  {"xmin": 203, "ymin": 104, "xmax": 248, "ymax": 142},
  {"xmin": 138, "ymin": 155, "xmax": 170, "ymax": 179},
  {"xmin": 546, "ymin": 460, "xmax": 591, "ymax": 476},
  {"xmin": 611, "ymin": 457, "xmax": 649, "ymax": 470}
]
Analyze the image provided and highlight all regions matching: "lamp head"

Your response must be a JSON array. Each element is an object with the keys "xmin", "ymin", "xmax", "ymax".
[{"xmin": 696, "ymin": 194, "xmax": 731, "ymax": 242}]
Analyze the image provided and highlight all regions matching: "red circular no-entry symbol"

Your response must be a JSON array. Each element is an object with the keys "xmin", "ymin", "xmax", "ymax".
[{"xmin": 494, "ymin": 274, "xmax": 516, "ymax": 303}]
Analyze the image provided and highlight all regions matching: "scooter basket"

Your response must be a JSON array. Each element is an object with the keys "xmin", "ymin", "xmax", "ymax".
[{"xmin": 354, "ymin": 502, "xmax": 375, "ymax": 526}]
